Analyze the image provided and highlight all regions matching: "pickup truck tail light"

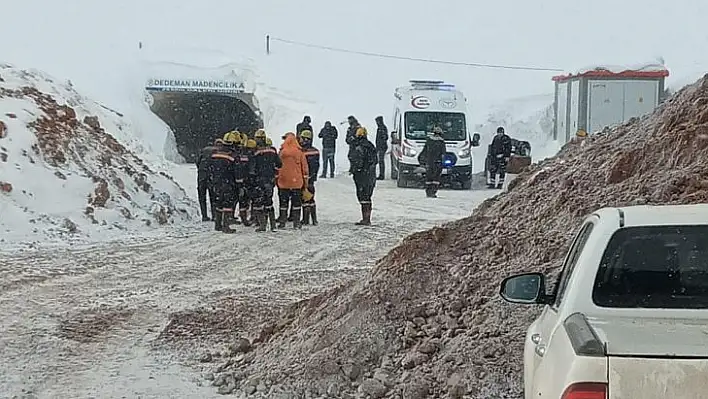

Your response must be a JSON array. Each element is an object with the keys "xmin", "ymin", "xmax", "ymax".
[{"xmin": 561, "ymin": 382, "xmax": 607, "ymax": 399}]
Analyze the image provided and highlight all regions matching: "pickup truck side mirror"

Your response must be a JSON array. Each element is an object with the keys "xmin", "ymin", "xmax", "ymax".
[
  {"xmin": 471, "ymin": 133, "xmax": 480, "ymax": 147},
  {"xmin": 499, "ymin": 272, "xmax": 550, "ymax": 304},
  {"xmin": 391, "ymin": 131, "xmax": 400, "ymax": 144}
]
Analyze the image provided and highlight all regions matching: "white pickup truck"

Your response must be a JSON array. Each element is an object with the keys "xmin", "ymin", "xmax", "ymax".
[{"xmin": 499, "ymin": 204, "xmax": 708, "ymax": 399}]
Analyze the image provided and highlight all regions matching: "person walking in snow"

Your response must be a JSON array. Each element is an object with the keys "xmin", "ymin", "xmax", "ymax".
[
  {"xmin": 488, "ymin": 126, "xmax": 512, "ymax": 189},
  {"xmin": 296, "ymin": 115, "xmax": 313, "ymax": 139},
  {"xmin": 348, "ymin": 126, "xmax": 377, "ymax": 225},
  {"xmin": 418, "ymin": 126, "xmax": 446, "ymax": 198},
  {"xmin": 374, "ymin": 116, "xmax": 388, "ymax": 180},
  {"xmin": 318, "ymin": 121, "xmax": 338, "ymax": 178},
  {"xmin": 299, "ymin": 130, "xmax": 320, "ymax": 225},
  {"xmin": 277, "ymin": 133, "xmax": 309, "ymax": 229},
  {"xmin": 196, "ymin": 139, "xmax": 218, "ymax": 221}
]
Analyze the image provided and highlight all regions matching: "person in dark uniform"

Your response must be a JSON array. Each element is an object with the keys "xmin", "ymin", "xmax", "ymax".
[
  {"xmin": 234, "ymin": 133, "xmax": 254, "ymax": 226},
  {"xmin": 374, "ymin": 116, "xmax": 388, "ymax": 180},
  {"xmin": 209, "ymin": 133, "xmax": 239, "ymax": 233},
  {"xmin": 299, "ymin": 130, "xmax": 320, "ymax": 225},
  {"xmin": 418, "ymin": 126, "xmax": 446, "ymax": 198},
  {"xmin": 348, "ymin": 126, "xmax": 377, "ymax": 225},
  {"xmin": 252, "ymin": 132, "xmax": 282, "ymax": 231},
  {"xmin": 488, "ymin": 126, "xmax": 512, "ymax": 189},
  {"xmin": 196, "ymin": 139, "xmax": 218, "ymax": 221},
  {"xmin": 345, "ymin": 115, "xmax": 361, "ymax": 173}
]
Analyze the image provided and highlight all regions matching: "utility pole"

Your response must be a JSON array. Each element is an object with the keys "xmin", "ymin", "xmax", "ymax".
[{"xmin": 266, "ymin": 35, "xmax": 270, "ymax": 55}]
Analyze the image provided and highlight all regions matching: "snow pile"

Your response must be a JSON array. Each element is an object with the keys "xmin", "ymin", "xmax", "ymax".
[
  {"xmin": 573, "ymin": 61, "xmax": 668, "ymax": 75},
  {"xmin": 185, "ymin": 73, "xmax": 708, "ymax": 398},
  {"xmin": 473, "ymin": 93, "xmax": 558, "ymax": 166},
  {"xmin": 0, "ymin": 63, "xmax": 198, "ymax": 248}
]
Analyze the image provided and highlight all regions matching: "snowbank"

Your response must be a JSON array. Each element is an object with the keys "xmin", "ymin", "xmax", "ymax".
[
  {"xmin": 0, "ymin": 63, "xmax": 198, "ymax": 249},
  {"xmin": 472, "ymin": 93, "xmax": 559, "ymax": 167},
  {"xmin": 573, "ymin": 61, "xmax": 668, "ymax": 75}
]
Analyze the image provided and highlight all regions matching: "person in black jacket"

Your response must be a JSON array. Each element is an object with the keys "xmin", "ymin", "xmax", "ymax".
[
  {"xmin": 418, "ymin": 126, "xmax": 446, "ymax": 198},
  {"xmin": 349, "ymin": 126, "xmax": 377, "ymax": 225},
  {"xmin": 488, "ymin": 126, "xmax": 512, "ymax": 189},
  {"xmin": 208, "ymin": 135, "xmax": 239, "ymax": 233},
  {"xmin": 233, "ymin": 134, "xmax": 253, "ymax": 226},
  {"xmin": 251, "ymin": 131, "xmax": 282, "ymax": 231},
  {"xmin": 374, "ymin": 116, "xmax": 388, "ymax": 180},
  {"xmin": 196, "ymin": 139, "xmax": 218, "ymax": 221},
  {"xmin": 318, "ymin": 121, "xmax": 338, "ymax": 178},
  {"xmin": 345, "ymin": 115, "xmax": 361, "ymax": 173},
  {"xmin": 299, "ymin": 130, "xmax": 320, "ymax": 225},
  {"xmin": 296, "ymin": 115, "xmax": 312, "ymax": 139}
]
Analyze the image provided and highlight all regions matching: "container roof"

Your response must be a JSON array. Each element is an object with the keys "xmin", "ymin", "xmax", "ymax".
[{"xmin": 552, "ymin": 66, "xmax": 669, "ymax": 82}]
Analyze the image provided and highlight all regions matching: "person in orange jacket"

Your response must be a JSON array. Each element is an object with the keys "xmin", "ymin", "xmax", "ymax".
[{"xmin": 277, "ymin": 133, "xmax": 309, "ymax": 229}]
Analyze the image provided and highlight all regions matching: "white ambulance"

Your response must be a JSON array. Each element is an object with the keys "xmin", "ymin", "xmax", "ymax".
[{"xmin": 389, "ymin": 80, "xmax": 480, "ymax": 189}]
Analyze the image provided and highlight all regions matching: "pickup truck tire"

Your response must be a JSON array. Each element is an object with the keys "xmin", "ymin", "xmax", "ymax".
[{"xmin": 396, "ymin": 174, "xmax": 408, "ymax": 188}]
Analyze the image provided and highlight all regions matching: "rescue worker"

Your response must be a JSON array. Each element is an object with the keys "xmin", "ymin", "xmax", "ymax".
[
  {"xmin": 277, "ymin": 133, "xmax": 309, "ymax": 229},
  {"xmin": 296, "ymin": 115, "xmax": 313, "ymax": 138},
  {"xmin": 252, "ymin": 131, "xmax": 282, "ymax": 231},
  {"xmin": 196, "ymin": 139, "xmax": 218, "ymax": 221},
  {"xmin": 243, "ymin": 138, "xmax": 260, "ymax": 226},
  {"xmin": 418, "ymin": 126, "xmax": 446, "ymax": 198},
  {"xmin": 488, "ymin": 126, "xmax": 512, "ymax": 189},
  {"xmin": 299, "ymin": 130, "xmax": 320, "ymax": 225},
  {"xmin": 209, "ymin": 133, "xmax": 239, "ymax": 233},
  {"xmin": 234, "ymin": 133, "xmax": 254, "ymax": 225},
  {"xmin": 375, "ymin": 116, "xmax": 388, "ymax": 180},
  {"xmin": 349, "ymin": 126, "xmax": 377, "ymax": 225},
  {"xmin": 318, "ymin": 121, "xmax": 338, "ymax": 178}
]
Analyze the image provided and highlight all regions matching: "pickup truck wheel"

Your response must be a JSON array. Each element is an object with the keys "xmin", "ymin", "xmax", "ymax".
[{"xmin": 396, "ymin": 175, "xmax": 407, "ymax": 188}]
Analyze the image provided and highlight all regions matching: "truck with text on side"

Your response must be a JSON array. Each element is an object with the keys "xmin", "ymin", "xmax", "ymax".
[
  {"xmin": 389, "ymin": 80, "xmax": 480, "ymax": 190},
  {"xmin": 499, "ymin": 204, "xmax": 708, "ymax": 399}
]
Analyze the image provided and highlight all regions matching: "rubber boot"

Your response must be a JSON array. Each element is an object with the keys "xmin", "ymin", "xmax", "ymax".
[
  {"xmin": 277, "ymin": 209, "xmax": 287, "ymax": 228},
  {"xmin": 363, "ymin": 203, "xmax": 372, "ymax": 225},
  {"xmin": 355, "ymin": 204, "xmax": 368, "ymax": 225},
  {"xmin": 240, "ymin": 210, "xmax": 252, "ymax": 227},
  {"xmin": 222, "ymin": 211, "xmax": 236, "ymax": 233},
  {"xmin": 268, "ymin": 209, "xmax": 277, "ymax": 231},
  {"xmin": 214, "ymin": 211, "xmax": 223, "ymax": 231},
  {"xmin": 292, "ymin": 209, "xmax": 302, "ymax": 229},
  {"xmin": 310, "ymin": 205, "xmax": 318, "ymax": 226},
  {"xmin": 255, "ymin": 211, "xmax": 266, "ymax": 232},
  {"xmin": 301, "ymin": 207, "xmax": 311, "ymax": 225}
]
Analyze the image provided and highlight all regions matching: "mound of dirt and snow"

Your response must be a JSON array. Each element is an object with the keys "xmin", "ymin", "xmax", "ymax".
[
  {"xmin": 185, "ymin": 74, "xmax": 708, "ymax": 398},
  {"xmin": 0, "ymin": 63, "xmax": 197, "ymax": 247}
]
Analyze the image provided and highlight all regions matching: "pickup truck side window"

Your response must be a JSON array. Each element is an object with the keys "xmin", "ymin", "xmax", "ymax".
[
  {"xmin": 593, "ymin": 225, "xmax": 708, "ymax": 308},
  {"xmin": 552, "ymin": 222, "xmax": 595, "ymax": 309}
]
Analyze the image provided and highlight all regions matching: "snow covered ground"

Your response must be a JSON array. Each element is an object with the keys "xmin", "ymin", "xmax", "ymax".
[{"xmin": 0, "ymin": 166, "xmax": 502, "ymax": 398}]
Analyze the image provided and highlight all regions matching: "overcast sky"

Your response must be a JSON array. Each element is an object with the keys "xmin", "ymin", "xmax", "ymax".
[{"xmin": 3, "ymin": 0, "xmax": 708, "ymax": 128}]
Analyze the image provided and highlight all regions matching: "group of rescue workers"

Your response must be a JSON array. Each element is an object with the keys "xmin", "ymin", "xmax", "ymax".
[
  {"xmin": 196, "ymin": 114, "xmax": 379, "ymax": 233},
  {"xmin": 196, "ymin": 113, "xmax": 514, "ymax": 233}
]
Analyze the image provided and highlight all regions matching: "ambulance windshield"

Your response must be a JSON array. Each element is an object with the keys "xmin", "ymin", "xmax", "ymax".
[{"xmin": 404, "ymin": 112, "xmax": 467, "ymax": 141}]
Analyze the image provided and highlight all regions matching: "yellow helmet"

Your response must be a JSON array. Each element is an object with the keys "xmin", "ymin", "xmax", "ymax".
[
  {"xmin": 223, "ymin": 131, "xmax": 240, "ymax": 144},
  {"xmin": 355, "ymin": 127, "xmax": 367, "ymax": 137},
  {"xmin": 255, "ymin": 129, "xmax": 266, "ymax": 139},
  {"xmin": 265, "ymin": 137, "xmax": 273, "ymax": 146},
  {"xmin": 246, "ymin": 139, "xmax": 257, "ymax": 149},
  {"xmin": 300, "ymin": 130, "xmax": 313, "ymax": 139}
]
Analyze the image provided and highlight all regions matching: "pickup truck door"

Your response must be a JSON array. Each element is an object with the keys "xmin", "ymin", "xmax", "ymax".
[{"xmin": 526, "ymin": 220, "xmax": 596, "ymax": 398}]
